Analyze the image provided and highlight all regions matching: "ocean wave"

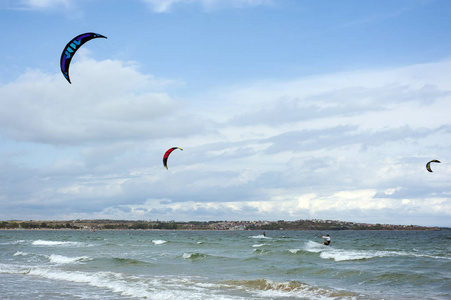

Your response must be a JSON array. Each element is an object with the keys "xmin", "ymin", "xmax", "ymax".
[
  {"xmin": 13, "ymin": 251, "xmax": 28, "ymax": 256},
  {"xmin": 0, "ymin": 263, "xmax": 29, "ymax": 275},
  {"xmin": 288, "ymin": 248, "xmax": 302, "ymax": 254},
  {"xmin": 288, "ymin": 247, "xmax": 319, "ymax": 257},
  {"xmin": 32, "ymin": 240, "xmax": 85, "ymax": 247},
  {"xmin": 252, "ymin": 243, "xmax": 269, "ymax": 248},
  {"xmin": 48, "ymin": 254, "xmax": 91, "ymax": 264},
  {"xmin": 242, "ymin": 256, "xmax": 263, "ymax": 263},
  {"xmin": 304, "ymin": 240, "xmax": 328, "ymax": 252},
  {"xmin": 27, "ymin": 268, "xmax": 157, "ymax": 298},
  {"xmin": 21, "ymin": 268, "xmax": 245, "ymax": 299},
  {"xmin": 253, "ymin": 248, "xmax": 270, "ymax": 255},
  {"xmin": 361, "ymin": 271, "xmax": 436, "ymax": 286},
  {"xmin": 407, "ymin": 252, "xmax": 451, "ymax": 261},
  {"xmin": 305, "ymin": 240, "xmax": 389, "ymax": 261},
  {"xmin": 182, "ymin": 252, "xmax": 207, "ymax": 260},
  {"xmin": 249, "ymin": 234, "xmax": 271, "ymax": 239},
  {"xmin": 112, "ymin": 257, "xmax": 155, "ymax": 266},
  {"xmin": 152, "ymin": 240, "xmax": 167, "ymax": 245},
  {"xmin": 323, "ymin": 249, "xmax": 451, "ymax": 262},
  {"xmin": 219, "ymin": 278, "xmax": 360, "ymax": 299},
  {"xmin": 0, "ymin": 264, "xmax": 245, "ymax": 299},
  {"xmin": 304, "ymin": 241, "xmax": 450, "ymax": 262},
  {"xmin": 320, "ymin": 250, "xmax": 381, "ymax": 261},
  {"xmin": 0, "ymin": 240, "xmax": 26, "ymax": 245}
]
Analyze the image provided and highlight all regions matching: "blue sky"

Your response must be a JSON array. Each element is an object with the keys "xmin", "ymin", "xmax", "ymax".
[{"xmin": 0, "ymin": 0, "xmax": 450, "ymax": 226}]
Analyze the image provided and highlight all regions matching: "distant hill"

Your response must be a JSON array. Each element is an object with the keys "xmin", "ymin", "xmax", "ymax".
[{"xmin": 0, "ymin": 219, "xmax": 442, "ymax": 231}]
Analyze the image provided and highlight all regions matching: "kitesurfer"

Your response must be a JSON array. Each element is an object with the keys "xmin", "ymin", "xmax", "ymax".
[{"xmin": 319, "ymin": 234, "xmax": 331, "ymax": 246}]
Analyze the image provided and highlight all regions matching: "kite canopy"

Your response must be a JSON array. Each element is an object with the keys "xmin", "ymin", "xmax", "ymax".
[
  {"xmin": 426, "ymin": 160, "xmax": 441, "ymax": 172},
  {"xmin": 60, "ymin": 32, "xmax": 107, "ymax": 83},
  {"xmin": 163, "ymin": 147, "xmax": 183, "ymax": 169}
]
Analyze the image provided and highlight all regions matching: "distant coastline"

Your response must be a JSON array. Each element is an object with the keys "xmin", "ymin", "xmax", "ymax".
[{"xmin": 0, "ymin": 219, "xmax": 444, "ymax": 231}]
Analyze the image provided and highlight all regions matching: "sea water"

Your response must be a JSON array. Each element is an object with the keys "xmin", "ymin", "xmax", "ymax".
[{"xmin": 0, "ymin": 230, "xmax": 449, "ymax": 299}]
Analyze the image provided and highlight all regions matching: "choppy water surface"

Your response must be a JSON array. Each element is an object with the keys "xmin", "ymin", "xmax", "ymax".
[{"xmin": 0, "ymin": 230, "xmax": 450, "ymax": 299}]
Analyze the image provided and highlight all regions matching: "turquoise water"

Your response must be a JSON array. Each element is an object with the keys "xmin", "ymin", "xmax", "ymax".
[{"xmin": 0, "ymin": 230, "xmax": 450, "ymax": 299}]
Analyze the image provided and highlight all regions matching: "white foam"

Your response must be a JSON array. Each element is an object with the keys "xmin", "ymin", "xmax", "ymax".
[
  {"xmin": 320, "ymin": 250, "xmax": 378, "ymax": 261},
  {"xmin": 0, "ymin": 263, "xmax": 27, "ymax": 274},
  {"xmin": 288, "ymin": 249, "xmax": 301, "ymax": 254},
  {"xmin": 0, "ymin": 263, "xmax": 354, "ymax": 300},
  {"xmin": 32, "ymin": 240, "xmax": 83, "ymax": 247},
  {"xmin": 252, "ymin": 248, "xmax": 269, "ymax": 255},
  {"xmin": 249, "ymin": 235, "xmax": 270, "ymax": 239},
  {"xmin": 28, "ymin": 268, "xmax": 157, "ymax": 298},
  {"xmin": 408, "ymin": 252, "xmax": 451, "ymax": 260},
  {"xmin": 0, "ymin": 240, "xmax": 26, "ymax": 245},
  {"xmin": 225, "ymin": 278, "xmax": 357, "ymax": 300},
  {"xmin": 13, "ymin": 251, "xmax": 28, "ymax": 256},
  {"xmin": 305, "ymin": 240, "xmax": 327, "ymax": 253},
  {"xmin": 252, "ymin": 243, "xmax": 269, "ymax": 247},
  {"xmin": 303, "ymin": 241, "xmax": 435, "ymax": 262},
  {"xmin": 24, "ymin": 268, "xmax": 243, "ymax": 299},
  {"xmin": 48, "ymin": 254, "xmax": 91, "ymax": 264},
  {"xmin": 152, "ymin": 240, "xmax": 167, "ymax": 245}
]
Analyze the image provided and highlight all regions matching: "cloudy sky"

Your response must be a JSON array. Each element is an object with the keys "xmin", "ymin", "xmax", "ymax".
[{"xmin": 0, "ymin": 0, "xmax": 450, "ymax": 226}]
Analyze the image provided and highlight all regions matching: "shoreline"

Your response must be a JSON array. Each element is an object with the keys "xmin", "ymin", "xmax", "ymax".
[
  {"xmin": 1, "ymin": 219, "xmax": 446, "ymax": 231},
  {"xmin": 0, "ymin": 228, "xmax": 444, "ymax": 232}
]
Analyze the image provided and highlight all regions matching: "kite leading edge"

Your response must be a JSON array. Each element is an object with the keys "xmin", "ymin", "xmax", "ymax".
[
  {"xmin": 426, "ymin": 160, "xmax": 441, "ymax": 172},
  {"xmin": 60, "ymin": 32, "xmax": 107, "ymax": 84},
  {"xmin": 163, "ymin": 147, "xmax": 183, "ymax": 170}
]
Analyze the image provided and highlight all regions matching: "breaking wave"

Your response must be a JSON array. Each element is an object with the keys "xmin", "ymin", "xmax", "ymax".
[
  {"xmin": 220, "ymin": 278, "xmax": 360, "ymax": 299},
  {"xmin": 152, "ymin": 240, "xmax": 167, "ymax": 245},
  {"xmin": 32, "ymin": 240, "xmax": 85, "ymax": 247},
  {"xmin": 48, "ymin": 254, "xmax": 91, "ymax": 264}
]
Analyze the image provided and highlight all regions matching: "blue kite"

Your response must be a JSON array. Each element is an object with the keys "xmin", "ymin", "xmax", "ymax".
[{"xmin": 60, "ymin": 32, "xmax": 107, "ymax": 84}]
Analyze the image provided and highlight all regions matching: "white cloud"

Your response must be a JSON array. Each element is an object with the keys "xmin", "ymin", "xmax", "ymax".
[
  {"xmin": 141, "ymin": 0, "xmax": 188, "ymax": 13},
  {"xmin": 141, "ymin": 0, "xmax": 272, "ymax": 13},
  {"xmin": 0, "ymin": 54, "xmax": 193, "ymax": 145},
  {"xmin": 18, "ymin": 0, "xmax": 71, "ymax": 10},
  {"xmin": 1, "ymin": 59, "xmax": 451, "ymax": 226}
]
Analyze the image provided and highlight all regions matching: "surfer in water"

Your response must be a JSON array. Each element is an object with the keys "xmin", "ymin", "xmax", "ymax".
[{"xmin": 319, "ymin": 234, "xmax": 331, "ymax": 246}]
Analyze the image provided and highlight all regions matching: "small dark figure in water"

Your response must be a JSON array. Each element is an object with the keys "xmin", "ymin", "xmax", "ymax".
[
  {"xmin": 262, "ymin": 232, "xmax": 265, "ymax": 237},
  {"xmin": 319, "ymin": 234, "xmax": 331, "ymax": 246}
]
